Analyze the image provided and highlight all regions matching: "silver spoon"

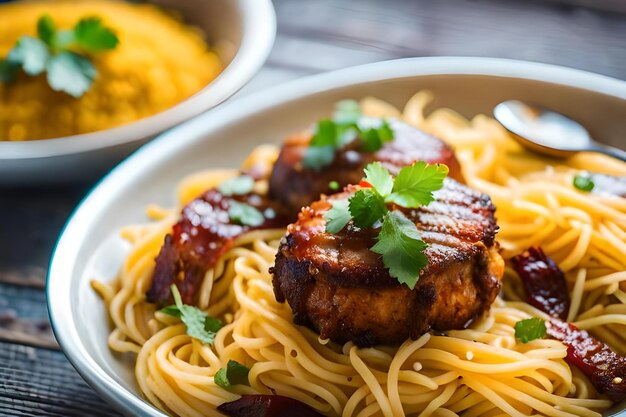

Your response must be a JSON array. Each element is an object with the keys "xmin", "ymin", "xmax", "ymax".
[{"xmin": 493, "ymin": 100, "xmax": 626, "ymax": 162}]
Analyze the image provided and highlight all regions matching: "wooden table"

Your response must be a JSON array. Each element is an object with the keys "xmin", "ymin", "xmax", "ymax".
[{"xmin": 1, "ymin": 0, "xmax": 624, "ymax": 415}]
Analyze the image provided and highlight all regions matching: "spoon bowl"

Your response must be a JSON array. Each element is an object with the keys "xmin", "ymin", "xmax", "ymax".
[{"xmin": 493, "ymin": 100, "xmax": 626, "ymax": 161}]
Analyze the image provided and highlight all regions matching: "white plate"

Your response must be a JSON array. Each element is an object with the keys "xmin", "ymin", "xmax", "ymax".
[
  {"xmin": 48, "ymin": 57, "xmax": 626, "ymax": 417},
  {"xmin": 0, "ymin": 0, "xmax": 275, "ymax": 185}
]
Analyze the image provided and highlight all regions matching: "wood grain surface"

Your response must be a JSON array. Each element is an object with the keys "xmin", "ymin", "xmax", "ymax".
[{"xmin": 0, "ymin": 0, "xmax": 624, "ymax": 415}]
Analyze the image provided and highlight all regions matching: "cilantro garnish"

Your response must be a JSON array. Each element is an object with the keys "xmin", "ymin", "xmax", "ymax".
[
  {"xmin": 334, "ymin": 100, "xmax": 361, "ymax": 124},
  {"xmin": 573, "ymin": 173, "xmax": 594, "ymax": 192},
  {"xmin": 214, "ymin": 360, "xmax": 251, "ymax": 389},
  {"xmin": 371, "ymin": 211, "xmax": 429, "ymax": 288},
  {"xmin": 514, "ymin": 318, "xmax": 547, "ymax": 343},
  {"xmin": 349, "ymin": 188, "xmax": 386, "ymax": 228},
  {"xmin": 37, "ymin": 15, "xmax": 56, "ymax": 47},
  {"xmin": 323, "ymin": 161, "xmax": 448, "ymax": 289},
  {"xmin": 159, "ymin": 285, "xmax": 223, "ymax": 345},
  {"xmin": 363, "ymin": 162, "xmax": 393, "ymax": 195},
  {"xmin": 0, "ymin": 14, "xmax": 118, "ymax": 97},
  {"xmin": 302, "ymin": 101, "xmax": 395, "ymax": 171},
  {"xmin": 218, "ymin": 176, "xmax": 265, "ymax": 227},
  {"xmin": 218, "ymin": 175, "xmax": 255, "ymax": 196},
  {"xmin": 158, "ymin": 305, "xmax": 182, "ymax": 318},
  {"xmin": 8, "ymin": 37, "xmax": 49, "ymax": 76},
  {"xmin": 386, "ymin": 161, "xmax": 449, "ymax": 207},
  {"xmin": 228, "ymin": 201, "xmax": 265, "ymax": 227},
  {"xmin": 323, "ymin": 199, "xmax": 352, "ymax": 234},
  {"xmin": 47, "ymin": 52, "xmax": 96, "ymax": 98},
  {"xmin": 73, "ymin": 17, "xmax": 120, "ymax": 52}
]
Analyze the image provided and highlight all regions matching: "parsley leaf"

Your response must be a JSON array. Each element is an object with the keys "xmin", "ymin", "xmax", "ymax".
[
  {"xmin": 47, "ymin": 51, "xmax": 96, "ymax": 98},
  {"xmin": 1, "ymin": 14, "xmax": 118, "ymax": 97},
  {"xmin": 573, "ymin": 173, "xmax": 594, "ymax": 192},
  {"xmin": 349, "ymin": 188, "xmax": 387, "ymax": 228},
  {"xmin": 334, "ymin": 100, "xmax": 361, "ymax": 124},
  {"xmin": 204, "ymin": 316, "xmax": 224, "ymax": 333},
  {"xmin": 303, "ymin": 120, "xmax": 340, "ymax": 170},
  {"xmin": 54, "ymin": 30, "xmax": 76, "ymax": 50},
  {"xmin": 37, "ymin": 15, "xmax": 56, "ymax": 48},
  {"xmin": 74, "ymin": 17, "xmax": 119, "ymax": 52},
  {"xmin": 360, "ymin": 120, "xmax": 393, "ymax": 152},
  {"xmin": 170, "ymin": 285, "xmax": 223, "ymax": 345},
  {"xmin": 371, "ymin": 211, "xmax": 428, "ymax": 289},
  {"xmin": 376, "ymin": 120, "xmax": 393, "ymax": 141},
  {"xmin": 323, "ymin": 162, "xmax": 447, "ymax": 288},
  {"xmin": 364, "ymin": 162, "xmax": 393, "ymax": 196},
  {"xmin": 8, "ymin": 36, "xmax": 49, "ymax": 76},
  {"xmin": 218, "ymin": 175, "xmax": 254, "ymax": 196},
  {"xmin": 302, "ymin": 102, "xmax": 395, "ymax": 170},
  {"xmin": 514, "ymin": 318, "xmax": 547, "ymax": 343},
  {"xmin": 158, "ymin": 305, "xmax": 182, "ymax": 318},
  {"xmin": 310, "ymin": 119, "xmax": 338, "ymax": 147},
  {"xmin": 228, "ymin": 201, "xmax": 265, "ymax": 227},
  {"xmin": 302, "ymin": 145, "xmax": 336, "ymax": 171},
  {"xmin": 386, "ymin": 162, "xmax": 449, "ymax": 207},
  {"xmin": 214, "ymin": 360, "xmax": 250, "ymax": 389},
  {"xmin": 0, "ymin": 60, "xmax": 19, "ymax": 83},
  {"xmin": 323, "ymin": 199, "xmax": 351, "ymax": 233}
]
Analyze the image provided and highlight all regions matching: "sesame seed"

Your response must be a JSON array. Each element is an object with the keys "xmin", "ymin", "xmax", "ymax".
[{"xmin": 613, "ymin": 377, "xmax": 623, "ymax": 384}]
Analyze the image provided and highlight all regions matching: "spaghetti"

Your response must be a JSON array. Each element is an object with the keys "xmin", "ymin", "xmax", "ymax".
[{"xmin": 93, "ymin": 94, "xmax": 626, "ymax": 417}]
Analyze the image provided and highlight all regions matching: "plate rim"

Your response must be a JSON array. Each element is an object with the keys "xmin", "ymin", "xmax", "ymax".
[
  {"xmin": 48, "ymin": 57, "xmax": 626, "ymax": 417},
  {"xmin": 0, "ymin": 0, "xmax": 276, "ymax": 160}
]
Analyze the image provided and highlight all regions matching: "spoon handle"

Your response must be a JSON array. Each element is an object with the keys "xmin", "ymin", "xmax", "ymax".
[{"xmin": 591, "ymin": 143, "xmax": 626, "ymax": 162}]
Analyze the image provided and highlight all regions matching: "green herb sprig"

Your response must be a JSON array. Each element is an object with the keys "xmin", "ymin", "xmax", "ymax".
[
  {"xmin": 214, "ymin": 360, "xmax": 251, "ymax": 389},
  {"xmin": 217, "ymin": 175, "xmax": 266, "ymax": 227},
  {"xmin": 573, "ymin": 172, "xmax": 594, "ymax": 192},
  {"xmin": 302, "ymin": 101, "xmax": 394, "ymax": 171},
  {"xmin": 228, "ymin": 200, "xmax": 265, "ymax": 227},
  {"xmin": 0, "ymin": 15, "xmax": 118, "ymax": 97},
  {"xmin": 159, "ymin": 285, "xmax": 223, "ymax": 345},
  {"xmin": 324, "ymin": 161, "xmax": 448, "ymax": 289},
  {"xmin": 514, "ymin": 317, "xmax": 547, "ymax": 343},
  {"xmin": 218, "ymin": 175, "xmax": 255, "ymax": 196}
]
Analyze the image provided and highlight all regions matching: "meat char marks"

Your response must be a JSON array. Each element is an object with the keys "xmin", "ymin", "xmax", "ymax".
[
  {"xmin": 272, "ymin": 180, "xmax": 504, "ymax": 346},
  {"xmin": 269, "ymin": 119, "xmax": 463, "ymax": 213}
]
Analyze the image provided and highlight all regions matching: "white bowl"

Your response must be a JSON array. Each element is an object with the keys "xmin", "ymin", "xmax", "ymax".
[
  {"xmin": 0, "ymin": 0, "xmax": 275, "ymax": 185},
  {"xmin": 47, "ymin": 57, "xmax": 626, "ymax": 417}
]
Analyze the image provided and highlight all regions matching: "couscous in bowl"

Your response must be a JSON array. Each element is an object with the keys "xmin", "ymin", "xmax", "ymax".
[{"xmin": 0, "ymin": 0, "xmax": 275, "ymax": 184}]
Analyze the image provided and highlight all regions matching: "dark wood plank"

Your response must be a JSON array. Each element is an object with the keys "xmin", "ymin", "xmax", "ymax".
[
  {"xmin": 0, "ymin": 284, "xmax": 57, "ymax": 349},
  {"xmin": 0, "ymin": 342, "xmax": 119, "ymax": 416},
  {"xmin": 272, "ymin": 0, "xmax": 626, "ymax": 80},
  {"xmin": 537, "ymin": 0, "xmax": 626, "ymax": 13},
  {"xmin": 0, "ymin": 184, "xmax": 90, "ymax": 273}
]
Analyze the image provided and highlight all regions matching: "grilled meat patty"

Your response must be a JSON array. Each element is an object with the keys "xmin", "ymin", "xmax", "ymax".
[
  {"xmin": 269, "ymin": 119, "xmax": 463, "ymax": 213},
  {"xmin": 272, "ymin": 180, "xmax": 504, "ymax": 346}
]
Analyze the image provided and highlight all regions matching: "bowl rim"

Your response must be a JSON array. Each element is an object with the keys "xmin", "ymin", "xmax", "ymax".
[
  {"xmin": 48, "ymin": 57, "xmax": 626, "ymax": 417},
  {"xmin": 0, "ymin": 0, "xmax": 276, "ymax": 160}
]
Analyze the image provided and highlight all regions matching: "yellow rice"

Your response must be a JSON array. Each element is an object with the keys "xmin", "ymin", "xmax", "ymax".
[{"xmin": 0, "ymin": 0, "xmax": 222, "ymax": 141}]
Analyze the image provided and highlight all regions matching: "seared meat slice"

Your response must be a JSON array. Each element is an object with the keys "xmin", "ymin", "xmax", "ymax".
[
  {"xmin": 272, "ymin": 180, "xmax": 504, "ymax": 346},
  {"xmin": 147, "ymin": 189, "xmax": 289, "ymax": 305},
  {"xmin": 269, "ymin": 119, "xmax": 463, "ymax": 213}
]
